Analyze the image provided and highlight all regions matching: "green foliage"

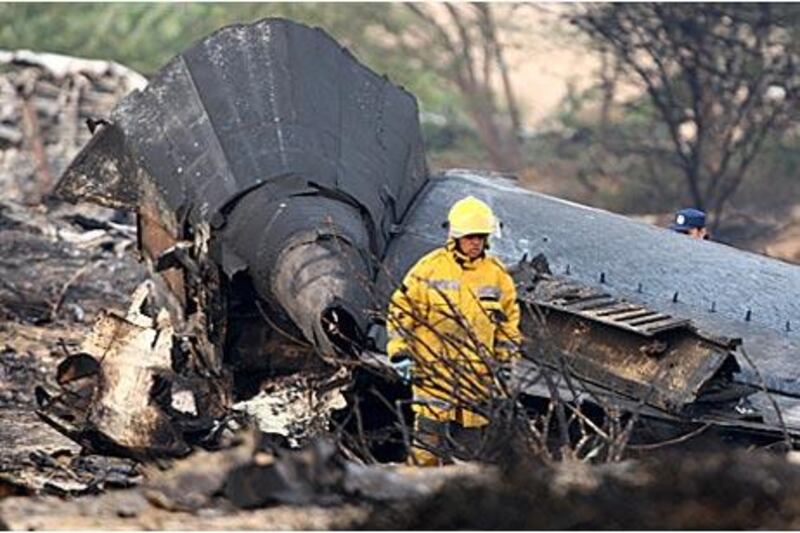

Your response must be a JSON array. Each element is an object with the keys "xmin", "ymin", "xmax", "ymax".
[
  {"xmin": 734, "ymin": 132, "xmax": 800, "ymax": 212},
  {"xmin": 0, "ymin": 3, "xmax": 452, "ymax": 112},
  {"xmin": 523, "ymin": 86, "xmax": 691, "ymax": 214},
  {"xmin": 0, "ymin": 3, "xmax": 508, "ymax": 166}
]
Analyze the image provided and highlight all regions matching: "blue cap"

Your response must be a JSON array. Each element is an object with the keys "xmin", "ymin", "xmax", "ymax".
[{"xmin": 669, "ymin": 208, "xmax": 706, "ymax": 232}]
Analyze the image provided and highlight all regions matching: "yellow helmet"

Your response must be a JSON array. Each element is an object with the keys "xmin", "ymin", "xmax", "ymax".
[{"xmin": 448, "ymin": 196, "xmax": 497, "ymax": 238}]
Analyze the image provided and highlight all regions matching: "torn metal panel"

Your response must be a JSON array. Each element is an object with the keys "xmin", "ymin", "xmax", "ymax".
[
  {"xmin": 137, "ymin": 203, "xmax": 185, "ymax": 309},
  {"xmin": 37, "ymin": 283, "xmax": 233, "ymax": 459},
  {"xmin": 73, "ymin": 308, "xmax": 189, "ymax": 456},
  {"xmin": 514, "ymin": 358, "xmax": 800, "ymax": 444},
  {"xmin": 515, "ymin": 265, "xmax": 740, "ymax": 413},
  {"xmin": 519, "ymin": 302, "xmax": 737, "ymax": 413},
  {"xmin": 52, "ymin": 123, "xmax": 141, "ymax": 210}
]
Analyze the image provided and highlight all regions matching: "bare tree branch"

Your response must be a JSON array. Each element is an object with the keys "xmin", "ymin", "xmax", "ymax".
[{"xmin": 573, "ymin": 4, "xmax": 800, "ymax": 226}]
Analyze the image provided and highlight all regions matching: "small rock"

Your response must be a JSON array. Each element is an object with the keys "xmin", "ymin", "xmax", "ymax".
[
  {"xmin": 67, "ymin": 303, "xmax": 85, "ymax": 322},
  {"xmin": 171, "ymin": 389, "xmax": 197, "ymax": 416},
  {"xmin": 113, "ymin": 492, "xmax": 148, "ymax": 518}
]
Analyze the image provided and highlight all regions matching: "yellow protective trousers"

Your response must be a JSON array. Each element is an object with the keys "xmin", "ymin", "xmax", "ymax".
[{"xmin": 387, "ymin": 241, "xmax": 522, "ymax": 429}]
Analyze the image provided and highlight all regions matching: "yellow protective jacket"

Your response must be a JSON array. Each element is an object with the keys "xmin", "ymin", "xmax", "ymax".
[{"xmin": 386, "ymin": 241, "xmax": 522, "ymax": 428}]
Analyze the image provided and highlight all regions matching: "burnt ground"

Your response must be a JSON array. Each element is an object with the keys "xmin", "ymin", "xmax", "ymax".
[
  {"xmin": 0, "ymin": 198, "xmax": 147, "ymax": 497},
  {"xmin": 0, "ymin": 198, "xmax": 386, "ymax": 529},
  {"xmin": 6, "ymin": 198, "xmax": 800, "ymax": 530}
]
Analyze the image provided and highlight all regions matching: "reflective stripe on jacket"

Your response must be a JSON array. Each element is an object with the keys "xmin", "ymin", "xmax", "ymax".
[{"xmin": 386, "ymin": 240, "xmax": 522, "ymax": 428}]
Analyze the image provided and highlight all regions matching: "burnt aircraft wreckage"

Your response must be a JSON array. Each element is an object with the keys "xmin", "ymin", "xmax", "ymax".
[{"xmin": 41, "ymin": 18, "xmax": 800, "ymax": 459}]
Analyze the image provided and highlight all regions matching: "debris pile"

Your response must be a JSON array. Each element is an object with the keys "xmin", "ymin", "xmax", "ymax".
[
  {"xmin": 233, "ymin": 369, "xmax": 349, "ymax": 447},
  {"xmin": 0, "ymin": 429, "xmax": 490, "ymax": 530},
  {"xmin": 0, "ymin": 49, "xmax": 146, "ymax": 204},
  {"xmin": 6, "ymin": 424, "xmax": 800, "ymax": 530},
  {"xmin": 0, "ymin": 199, "xmax": 143, "ymax": 328},
  {"xmin": 36, "ymin": 281, "xmax": 239, "ymax": 460}
]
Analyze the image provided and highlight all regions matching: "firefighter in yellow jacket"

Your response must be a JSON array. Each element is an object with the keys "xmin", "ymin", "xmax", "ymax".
[{"xmin": 386, "ymin": 196, "xmax": 522, "ymax": 466}]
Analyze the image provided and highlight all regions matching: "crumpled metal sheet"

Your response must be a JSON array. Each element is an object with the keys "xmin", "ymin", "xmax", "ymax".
[
  {"xmin": 37, "ymin": 306, "xmax": 190, "ymax": 458},
  {"xmin": 36, "ymin": 282, "xmax": 235, "ymax": 459},
  {"xmin": 233, "ymin": 370, "xmax": 348, "ymax": 447}
]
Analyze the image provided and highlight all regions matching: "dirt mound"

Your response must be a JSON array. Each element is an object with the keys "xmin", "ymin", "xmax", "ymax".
[{"xmin": 364, "ymin": 450, "xmax": 800, "ymax": 529}]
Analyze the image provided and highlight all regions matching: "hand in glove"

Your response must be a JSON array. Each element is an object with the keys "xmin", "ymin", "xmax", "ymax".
[
  {"xmin": 496, "ymin": 363, "xmax": 514, "ymax": 388},
  {"xmin": 389, "ymin": 353, "xmax": 414, "ymax": 384}
]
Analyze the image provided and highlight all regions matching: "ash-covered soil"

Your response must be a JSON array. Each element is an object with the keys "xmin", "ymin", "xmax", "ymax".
[
  {"xmin": 0, "ymin": 198, "xmax": 147, "ymax": 497},
  {"xmin": 364, "ymin": 451, "xmax": 800, "ymax": 530}
]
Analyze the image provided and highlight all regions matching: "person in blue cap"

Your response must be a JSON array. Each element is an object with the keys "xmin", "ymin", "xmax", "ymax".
[{"xmin": 669, "ymin": 208, "xmax": 709, "ymax": 240}]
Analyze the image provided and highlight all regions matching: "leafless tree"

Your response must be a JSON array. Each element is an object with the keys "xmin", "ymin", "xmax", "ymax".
[
  {"xmin": 572, "ymin": 4, "xmax": 800, "ymax": 229},
  {"xmin": 375, "ymin": 3, "xmax": 527, "ymax": 172}
]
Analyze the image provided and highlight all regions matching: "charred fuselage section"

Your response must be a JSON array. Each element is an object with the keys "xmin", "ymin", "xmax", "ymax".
[{"xmin": 48, "ymin": 18, "xmax": 427, "ymax": 458}]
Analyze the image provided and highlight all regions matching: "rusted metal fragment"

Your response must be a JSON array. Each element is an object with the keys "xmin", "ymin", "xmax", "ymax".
[
  {"xmin": 137, "ymin": 202, "xmax": 185, "ymax": 309},
  {"xmin": 52, "ymin": 122, "xmax": 141, "ymax": 210},
  {"xmin": 85, "ymin": 309, "xmax": 188, "ymax": 456}
]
